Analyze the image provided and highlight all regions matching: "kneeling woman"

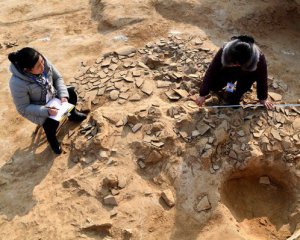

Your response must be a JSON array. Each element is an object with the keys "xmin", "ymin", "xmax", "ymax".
[{"xmin": 8, "ymin": 47, "xmax": 86, "ymax": 154}]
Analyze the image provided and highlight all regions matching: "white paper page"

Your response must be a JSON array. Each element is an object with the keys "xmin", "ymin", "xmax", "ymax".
[{"xmin": 45, "ymin": 98, "xmax": 75, "ymax": 121}]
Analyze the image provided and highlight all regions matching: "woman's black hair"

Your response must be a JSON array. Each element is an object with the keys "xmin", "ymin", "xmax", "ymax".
[
  {"xmin": 231, "ymin": 35, "xmax": 255, "ymax": 44},
  {"xmin": 229, "ymin": 35, "xmax": 255, "ymax": 65},
  {"xmin": 8, "ymin": 47, "xmax": 40, "ymax": 70}
]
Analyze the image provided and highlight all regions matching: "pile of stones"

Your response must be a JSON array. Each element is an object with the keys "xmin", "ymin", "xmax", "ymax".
[{"xmin": 69, "ymin": 35, "xmax": 214, "ymax": 111}]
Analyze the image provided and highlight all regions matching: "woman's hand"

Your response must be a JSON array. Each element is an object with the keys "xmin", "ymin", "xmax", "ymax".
[
  {"xmin": 260, "ymin": 99, "xmax": 274, "ymax": 110},
  {"xmin": 195, "ymin": 96, "xmax": 206, "ymax": 107},
  {"xmin": 48, "ymin": 107, "xmax": 58, "ymax": 116},
  {"xmin": 61, "ymin": 97, "xmax": 68, "ymax": 103}
]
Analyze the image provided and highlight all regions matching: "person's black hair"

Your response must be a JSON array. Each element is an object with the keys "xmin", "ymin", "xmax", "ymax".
[
  {"xmin": 229, "ymin": 35, "xmax": 255, "ymax": 65},
  {"xmin": 231, "ymin": 35, "xmax": 255, "ymax": 44},
  {"xmin": 8, "ymin": 47, "xmax": 40, "ymax": 70}
]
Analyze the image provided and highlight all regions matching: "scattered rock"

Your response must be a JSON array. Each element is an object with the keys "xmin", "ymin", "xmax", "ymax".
[
  {"xmin": 81, "ymin": 222, "xmax": 112, "ymax": 235},
  {"xmin": 141, "ymin": 81, "xmax": 153, "ymax": 95},
  {"xmin": 129, "ymin": 93, "xmax": 141, "ymax": 101},
  {"xmin": 110, "ymin": 90, "xmax": 120, "ymax": 100},
  {"xmin": 103, "ymin": 174, "xmax": 119, "ymax": 189},
  {"xmin": 103, "ymin": 195, "xmax": 118, "ymax": 206},
  {"xmin": 157, "ymin": 80, "xmax": 171, "ymax": 88},
  {"xmin": 132, "ymin": 123, "xmax": 143, "ymax": 133},
  {"xmin": 268, "ymin": 92, "xmax": 282, "ymax": 101},
  {"xmin": 161, "ymin": 189, "xmax": 175, "ymax": 207},
  {"xmin": 115, "ymin": 46, "xmax": 136, "ymax": 56},
  {"xmin": 270, "ymin": 128, "xmax": 282, "ymax": 141},
  {"xmin": 145, "ymin": 150, "xmax": 163, "ymax": 163},
  {"xmin": 259, "ymin": 176, "xmax": 270, "ymax": 185},
  {"xmin": 195, "ymin": 195, "xmax": 211, "ymax": 212},
  {"xmin": 293, "ymin": 118, "xmax": 300, "ymax": 131}
]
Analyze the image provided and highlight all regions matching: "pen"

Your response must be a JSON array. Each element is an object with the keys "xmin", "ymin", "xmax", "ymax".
[{"xmin": 45, "ymin": 106, "xmax": 60, "ymax": 110}]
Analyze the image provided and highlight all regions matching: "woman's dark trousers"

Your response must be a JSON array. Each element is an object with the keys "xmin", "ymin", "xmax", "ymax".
[{"xmin": 42, "ymin": 87, "xmax": 78, "ymax": 151}]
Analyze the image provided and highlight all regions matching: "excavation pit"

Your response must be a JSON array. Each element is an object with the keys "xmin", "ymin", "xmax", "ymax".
[{"xmin": 221, "ymin": 162, "xmax": 300, "ymax": 239}]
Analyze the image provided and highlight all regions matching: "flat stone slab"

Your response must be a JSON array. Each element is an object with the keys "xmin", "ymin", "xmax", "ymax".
[{"xmin": 115, "ymin": 46, "xmax": 136, "ymax": 56}]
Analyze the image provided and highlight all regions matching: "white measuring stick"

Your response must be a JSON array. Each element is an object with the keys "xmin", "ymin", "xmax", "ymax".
[{"xmin": 204, "ymin": 103, "xmax": 300, "ymax": 109}]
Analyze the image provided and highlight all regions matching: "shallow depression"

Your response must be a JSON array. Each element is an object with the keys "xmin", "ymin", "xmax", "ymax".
[{"xmin": 221, "ymin": 163, "xmax": 300, "ymax": 239}]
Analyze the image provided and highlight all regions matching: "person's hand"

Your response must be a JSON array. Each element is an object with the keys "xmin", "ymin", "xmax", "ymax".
[
  {"xmin": 260, "ymin": 99, "xmax": 274, "ymax": 110},
  {"xmin": 195, "ymin": 96, "xmax": 206, "ymax": 108},
  {"xmin": 48, "ymin": 107, "xmax": 58, "ymax": 116},
  {"xmin": 61, "ymin": 97, "xmax": 68, "ymax": 103}
]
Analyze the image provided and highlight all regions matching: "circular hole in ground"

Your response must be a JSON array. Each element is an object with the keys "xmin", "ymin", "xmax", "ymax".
[{"xmin": 221, "ymin": 161, "xmax": 300, "ymax": 238}]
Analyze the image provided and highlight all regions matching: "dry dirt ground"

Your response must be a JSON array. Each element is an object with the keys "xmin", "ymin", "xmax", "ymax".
[{"xmin": 0, "ymin": 1, "xmax": 300, "ymax": 240}]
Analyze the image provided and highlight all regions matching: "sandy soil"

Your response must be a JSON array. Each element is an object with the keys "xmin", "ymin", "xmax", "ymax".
[{"xmin": 0, "ymin": 1, "xmax": 299, "ymax": 240}]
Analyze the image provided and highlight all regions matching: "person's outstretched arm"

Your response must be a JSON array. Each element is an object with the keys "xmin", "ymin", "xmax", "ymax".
[
  {"xmin": 196, "ymin": 48, "xmax": 223, "ymax": 107},
  {"xmin": 256, "ymin": 54, "xmax": 273, "ymax": 109}
]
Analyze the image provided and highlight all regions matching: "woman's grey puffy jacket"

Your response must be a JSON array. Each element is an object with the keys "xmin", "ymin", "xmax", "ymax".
[{"xmin": 9, "ymin": 58, "xmax": 69, "ymax": 125}]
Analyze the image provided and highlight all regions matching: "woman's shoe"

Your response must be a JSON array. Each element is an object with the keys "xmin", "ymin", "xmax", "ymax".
[
  {"xmin": 69, "ymin": 109, "xmax": 87, "ymax": 122},
  {"xmin": 49, "ymin": 138, "xmax": 62, "ymax": 154}
]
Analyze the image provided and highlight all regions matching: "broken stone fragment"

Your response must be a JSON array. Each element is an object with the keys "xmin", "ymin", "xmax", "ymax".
[
  {"xmin": 195, "ymin": 195, "xmax": 211, "ymax": 212},
  {"xmin": 192, "ymin": 130, "xmax": 201, "ymax": 137},
  {"xmin": 253, "ymin": 130, "xmax": 264, "ymax": 138},
  {"xmin": 103, "ymin": 195, "xmax": 118, "ymax": 206},
  {"xmin": 81, "ymin": 97, "xmax": 92, "ymax": 112},
  {"xmin": 103, "ymin": 174, "xmax": 119, "ymax": 189},
  {"xmin": 259, "ymin": 176, "xmax": 270, "ymax": 185},
  {"xmin": 132, "ymin": 123, "xmax": 143, "ymax": 133},
  {"xmin": 99, "ymin": 151, "xmax": 109, "ymax": 160},
  {"xmin": 80, "ymin": 222, "xmax": 112, "ymax": 234},
  {"xmin": 282, "ymin": 136, "xmax": 292, "ymax": 150},
  {"xmin": 268, "ymin": 92, "xmax": 282, "ymax": 101},
  {"xmin": 111, "ymin": 189, "xmax": 119, "ymax": 196},
  {"xmin": 135, "ymin": 78, "xmax": 144, "ymax": 88},
  {"xmin": 115, "ymin": 46, "xmax": 136, "ymax": 56},
  {"xmin": 157, "ymin": 80, "xmax": 171, "ymax": 88},
  {"xmin": 132, "ymin": 70, "xmax": 142, "ymax": 77},
  {"xmin": 122, "ymin": 229, "xmax": 133, "ymax": 239},
  {"xmin": 173, "ymin": 89, "xmax": 189, "ymax": 98},
  {"xmin": 141, "ymin": 81, "xmax": 153, "ymax": 95},
  {"xmin": 270, "ymin": 128, "xmax": 282, "ymax": 141},
  {"xmin": 145, "ymin": 150, "xmax": 163, "ymax": 163},
  {"xmin": 161, "ymin": 189, "xmax": 175, "ymax": 207},
  {"xmin": 101, "ymin": 58, "xmax": 111, "ymax": 67},
  {"xmin": 165, "ymin": 90, "xmax": 180, "ymax": 100},
  {"xmin": 129, "ymin": 93, "xmax": 141, "ymax": 101},
  {"xmin": 110, "ymin": 209, "xmax": 118, "ymax": 217},
  {"xmin": 138, "ymin": 160, "xmax": 146, "ymax": 169},
  {"xmin": 229, "ymin": 150, "xmax": 237, "ymax": 159},
  {"xmin": 237, "ymin": 130, "xmax": 245, "ymax": 137},
  {"xmin": 119, "ymin": 92, "xmax": 129, "ymax": 100},
  {"xmin": 196, "ymin": 123, "xmax": 210, "ymax": 135},
  {"xmin": 137, "ymin": 61, "xmax": 149, "ymax": 69},
  {"xmin": 293, "ymin": 118, "xmax": 300, "ymax": 131},
  {"xmin": 214, "ymin": 127, "xmax": 228, "ymax": 145},
  {"xmin": 118, "ymin": 176, "xmax": 127, "ymax": 189},
  {"xmin": 150, "ymin": 141, "xmax": 164, "ymax": 148},
  {"xmin": 110, "ymin": 90, "xmax": 120, "ymax": 100}
]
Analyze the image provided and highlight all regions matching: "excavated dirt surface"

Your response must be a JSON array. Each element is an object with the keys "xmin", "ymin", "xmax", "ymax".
[{"xmin": 0, "ymin": 1, "xmax": 300, "ymax": 240}]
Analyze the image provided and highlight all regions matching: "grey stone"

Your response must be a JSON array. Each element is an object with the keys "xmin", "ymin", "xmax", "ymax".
[
  {"xmin": 196, "ymin": 195, "xmax": 211, "ymax": 212},
  {"xmin": 103, "ymin": 195, "xmax": 118, "ymax": 206}
]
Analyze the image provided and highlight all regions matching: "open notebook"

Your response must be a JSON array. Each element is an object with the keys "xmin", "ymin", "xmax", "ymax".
[{"xmin": 45, "ymin": 98, "xmax": 75, "ymax": 122}]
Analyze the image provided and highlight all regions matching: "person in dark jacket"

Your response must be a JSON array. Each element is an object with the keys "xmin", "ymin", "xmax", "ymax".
[
  {"xmin": 8, "ymin": 47, "xmax": 87, "ymax": 154},
  {"xmin": 195, "ymin": 35, "xmax": 273, "ymax": 109}
]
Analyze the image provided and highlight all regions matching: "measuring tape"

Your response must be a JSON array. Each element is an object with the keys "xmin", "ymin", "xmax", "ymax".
[{"xmin": 204, "ymin": 103, "xmax": 300, "ymax": 109}]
